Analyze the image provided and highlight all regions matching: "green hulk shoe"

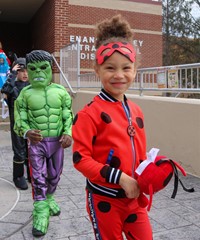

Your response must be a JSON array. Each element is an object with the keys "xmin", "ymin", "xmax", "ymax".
[
  {"xmin": 47, "ymin": 194, "xmax": 61, "ymax": 216},
  {"xmin": 32, "ymin": 200, "xmax": 50, "ymax": 237}
]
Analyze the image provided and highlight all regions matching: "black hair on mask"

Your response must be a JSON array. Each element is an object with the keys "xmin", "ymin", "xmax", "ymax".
[{"xmin": 26, "ymin": 50, "xmax": 53, "ymax": 66}]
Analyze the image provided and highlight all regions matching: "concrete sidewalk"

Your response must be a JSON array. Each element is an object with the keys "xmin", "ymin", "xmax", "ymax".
[{"xmin": 0, "ymin": 129, "xmax": 200, "ymax": 240}]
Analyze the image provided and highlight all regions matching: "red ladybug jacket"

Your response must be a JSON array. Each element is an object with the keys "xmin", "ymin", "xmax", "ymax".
[{"xmin": 72, "ymin": 89, "xmax": 147, "ymax": 197}]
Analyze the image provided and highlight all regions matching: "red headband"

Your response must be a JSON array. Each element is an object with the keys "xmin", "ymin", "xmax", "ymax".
[{"xmin": 96, "ymin": 42, "xmax": 136, "ymax": 65}]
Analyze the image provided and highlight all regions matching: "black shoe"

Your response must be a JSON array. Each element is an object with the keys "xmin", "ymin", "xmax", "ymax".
[
  {"xmin": 13, "ymin": 176, "xmax": 28, "ymax": 190},
  {"xmin": 32, "ymin": 227, "xmax": 46, "ymax": 237}
]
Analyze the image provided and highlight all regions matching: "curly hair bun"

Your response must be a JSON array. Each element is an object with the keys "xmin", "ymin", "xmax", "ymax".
[{"xmin": 95, "ymin": 14, "xmax": 134, "ymax": 49}]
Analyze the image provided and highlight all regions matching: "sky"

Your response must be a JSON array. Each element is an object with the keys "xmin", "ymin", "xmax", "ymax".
[
  {"xmin": 188, "ymin": 1, "xmax": 200, "ymax": 19},
  {"xmin": 191, "ymin": 2, "xmax": 200, "ymax": 18}
]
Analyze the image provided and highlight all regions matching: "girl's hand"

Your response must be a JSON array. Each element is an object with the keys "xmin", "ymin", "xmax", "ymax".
[{"xmin": 119, "ymin": 172, "xmax": 140, "ymax": 199}]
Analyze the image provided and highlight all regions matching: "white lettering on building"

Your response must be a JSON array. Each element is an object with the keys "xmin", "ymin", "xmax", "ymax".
[{"xmin": 70, "ymin": 35, "xmax": 144, "ymax": 60}]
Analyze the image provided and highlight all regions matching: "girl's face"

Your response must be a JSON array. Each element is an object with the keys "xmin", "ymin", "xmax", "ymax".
[{"xmin": 95, "ymin": 52, "xmax": 136, "ymax": 101}]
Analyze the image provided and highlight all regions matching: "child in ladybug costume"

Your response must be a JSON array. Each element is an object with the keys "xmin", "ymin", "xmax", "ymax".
[{"xmin": 72, "ymin": 15, "xmax": 152, "ymax": 240}]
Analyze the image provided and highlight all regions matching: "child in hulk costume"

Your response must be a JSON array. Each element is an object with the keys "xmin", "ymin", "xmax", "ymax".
[{"xmin": 14, "ymin": 50, "xmax": 73, "ymax": 237}]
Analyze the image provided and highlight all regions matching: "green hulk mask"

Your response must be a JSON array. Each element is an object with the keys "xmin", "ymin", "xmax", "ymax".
[
  {"xmin": 26, "ymin": 50, "xmax": 53, "ymax": 88},
  {"xmin": 27, "ymin": 61, "xmax": 52, "ymax": 88}
]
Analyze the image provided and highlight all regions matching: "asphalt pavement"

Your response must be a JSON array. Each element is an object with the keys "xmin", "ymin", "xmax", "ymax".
[{"xmin": 0, "ymin": 129, "xmax": 200, "ymax": 240}]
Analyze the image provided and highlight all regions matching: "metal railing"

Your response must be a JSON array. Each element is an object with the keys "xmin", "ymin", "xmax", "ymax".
[
  {"xmin": 52, "ymin": 54, "xmax": 76, "ymax": 95},
  {"xmin": 76, "ymin": 63, "xmax": 200, "ymax": 96},
  {"xmin": 58, "ymin": 42, "xmax": 200, "ymax": 96},
  {"xmin": 59, "ymin": 41, "xmax": 80, "ymax": 92},
  {"xmin": 134, "ymin": 63, "xmax": 200, "ymax": 96}
]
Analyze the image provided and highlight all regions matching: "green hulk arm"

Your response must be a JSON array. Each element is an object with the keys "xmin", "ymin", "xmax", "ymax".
[{"xmin": 61, "ymin": 88, "xmax": 73, "ymax": 136}]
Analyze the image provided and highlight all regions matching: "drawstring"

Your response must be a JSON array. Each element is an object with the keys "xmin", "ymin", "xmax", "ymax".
[{"xmin": 170, "ymin": 160, "xmax": 195, "ymax": 199}]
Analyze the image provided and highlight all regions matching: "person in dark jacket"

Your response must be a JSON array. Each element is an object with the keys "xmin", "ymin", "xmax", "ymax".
[{"xmin": 1, "ymin": 57, "xmax": 30, "ymax": 190}]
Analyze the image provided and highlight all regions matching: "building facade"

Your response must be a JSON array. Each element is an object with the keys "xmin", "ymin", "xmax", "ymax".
[
  {"xmin": 30, "ymin": 0, "xmax": 162, "ymax": 72},
  {"xmin": 0, "ymin": 0, "xmax": 162, "ymax": 80}
]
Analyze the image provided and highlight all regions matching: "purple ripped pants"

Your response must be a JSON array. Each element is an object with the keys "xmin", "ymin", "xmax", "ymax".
[{"xmin": 28, "ymin": 136, "xmax": 64, "ymax": 201}]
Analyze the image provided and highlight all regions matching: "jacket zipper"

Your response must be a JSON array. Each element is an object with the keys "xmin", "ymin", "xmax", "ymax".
[{"xmin": 122, "ymin": 102, "xmax": 136, "ymax": 177}]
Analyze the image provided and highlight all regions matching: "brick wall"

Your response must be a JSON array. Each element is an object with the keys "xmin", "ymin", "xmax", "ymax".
[
  {"xmin": 68, "ymin": 0, "xmax": 162, "ymax": 69},
  {"xmin": 29, "ymin": 0, "xmax": 56, "ymax": 53}
]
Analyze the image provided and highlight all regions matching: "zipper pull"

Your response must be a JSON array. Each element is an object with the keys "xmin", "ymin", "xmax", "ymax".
[{"xmin": 127, "ymin": 118, "xmax": 135, "ymax": 137}]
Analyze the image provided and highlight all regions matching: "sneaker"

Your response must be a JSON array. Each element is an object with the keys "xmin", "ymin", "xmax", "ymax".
[{"xmin": 13, "ymin": 176, "xmax": 28, "ymax": 190}]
